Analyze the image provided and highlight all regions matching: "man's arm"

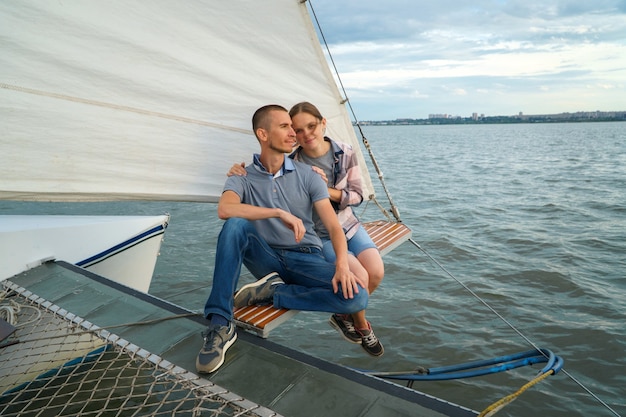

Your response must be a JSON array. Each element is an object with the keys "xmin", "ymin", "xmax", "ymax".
[
  {"xmin": 218, "ymin": 190, "xmax": 305, "ymax": 243},
  {"xmin": 314, "ymin": 198, "xmax": 367, "ymax": 298}
]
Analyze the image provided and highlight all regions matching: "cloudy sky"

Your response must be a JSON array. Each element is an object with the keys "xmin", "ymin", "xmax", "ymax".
[{"xmin": 309, "ymin": 0, "xmax": 626, "ymax": 120}]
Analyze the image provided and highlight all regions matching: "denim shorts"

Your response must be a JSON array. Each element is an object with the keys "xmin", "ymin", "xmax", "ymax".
[{"xmin": 322, "ymin": 225, "xmax": 378, "ymax": 262}]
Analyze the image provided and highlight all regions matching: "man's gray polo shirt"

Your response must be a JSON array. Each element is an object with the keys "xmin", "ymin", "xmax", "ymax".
[{"xmin": 223, "ymin": 154, "xmax": 329, "ymax": 249}]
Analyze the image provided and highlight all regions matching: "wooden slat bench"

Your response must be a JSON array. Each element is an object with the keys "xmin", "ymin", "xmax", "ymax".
[
  {"xmin": 361, "ymin": 220, "xmax": 413, "ymax": 256},
  {"xmin": 234, "ymin": 220, "xmax": 412, "ymax": 337}
]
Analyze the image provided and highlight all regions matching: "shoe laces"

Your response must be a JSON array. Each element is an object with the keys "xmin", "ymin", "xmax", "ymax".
[
  {"xmin": 359, "ymin": 325, "xmax": 379, "ymax": 347},
  {"xmin": 338, "ymin": 315, "xmax": 357, "ymax": 333},
  {"xmin": 202, "ymin": 324, "xmax": 228, "ymax": 349}
]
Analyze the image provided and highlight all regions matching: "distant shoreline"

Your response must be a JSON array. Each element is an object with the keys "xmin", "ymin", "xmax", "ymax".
[{"xmin": 358, "ymin": 111, "xmax": 626, "ymax": 126}]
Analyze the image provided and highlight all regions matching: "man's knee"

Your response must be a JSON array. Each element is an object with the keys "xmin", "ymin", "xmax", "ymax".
[
  {"xmin": 219, "ymin": 218, "xmax": 253, "ymax": 240},
  {"xmin": 345, "ymin": 290, "xmax": 368, "ymax": 314},
  {"xmin": 222, "ymin": 217, "xmax": 251, "ymax": 231}
]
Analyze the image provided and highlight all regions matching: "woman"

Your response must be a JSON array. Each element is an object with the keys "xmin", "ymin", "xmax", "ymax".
[{"xmin": 230, "ymin": 102, "xmax": 384, "ymax": 356}]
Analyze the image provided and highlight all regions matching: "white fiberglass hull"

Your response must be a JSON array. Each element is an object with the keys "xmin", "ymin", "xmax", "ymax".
[{"xmin": 0, "ymin": 215, "xmax": 169, "ymax": 292}]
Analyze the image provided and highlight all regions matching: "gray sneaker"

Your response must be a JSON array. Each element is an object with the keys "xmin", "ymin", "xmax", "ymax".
[
  {"xmin": 358, "ymin": 322, "xmax": 384, "ymax": 357},
  {"xmin": 196, "ymin": 322, "xmax": 237, "ymax": 373},
  {"xmin": 234, "ymin": 272, "xmax": 284, "ymax": 308},
  {"xmin": 329, "ymin": 314, "xmax": 361, "ymax": 344}
]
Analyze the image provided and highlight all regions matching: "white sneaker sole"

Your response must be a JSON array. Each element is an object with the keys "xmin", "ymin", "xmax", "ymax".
[
  {"xmin": 233, "ymin": 272, "xmax": 281, "ymax": 308},
  {"xmin": 196, "ymin": 332, "xmax": 238, "ymax": 374}
]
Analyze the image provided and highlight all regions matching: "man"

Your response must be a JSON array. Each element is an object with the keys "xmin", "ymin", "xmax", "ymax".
[{"xmin": 197, "ymin": 104, "xmax": 369, "ymax": 374}]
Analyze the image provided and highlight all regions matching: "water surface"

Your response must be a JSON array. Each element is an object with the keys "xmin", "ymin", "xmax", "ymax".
[{"xmin": 3, "ymin": 122, "xmax": 624, "ymax": 416}]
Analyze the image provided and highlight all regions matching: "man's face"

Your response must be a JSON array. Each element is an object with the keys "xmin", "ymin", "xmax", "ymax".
[{"xmin": 266, "ymin": 110, "xmax": 297, "ymax": 153}]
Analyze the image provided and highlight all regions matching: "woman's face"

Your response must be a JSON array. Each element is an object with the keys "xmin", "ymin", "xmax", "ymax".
[{"xmin": 291, "ymin": 112, "xmax": 326, "ymax": 151}]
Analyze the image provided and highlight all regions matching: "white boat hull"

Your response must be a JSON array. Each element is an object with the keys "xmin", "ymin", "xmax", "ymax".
[{"xmin": 0, "ymin": 215, "xmax": 169, "ymax": 292}]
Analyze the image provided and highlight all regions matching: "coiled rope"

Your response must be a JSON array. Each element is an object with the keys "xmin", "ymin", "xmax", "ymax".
[
  {"xmin": 365, "ymin": 348, "xmax": 563, "ymax": 382},
  {"xmin": 0, "ymin": 292, "xmax": 42, "ymax": 329},
  {"xmin": 360, "ymin": 348, "xmax": 564, "ymax": 416},
  {"xmin": 478, "ymin": 369, "xmax": 555, "ymax": 417}
]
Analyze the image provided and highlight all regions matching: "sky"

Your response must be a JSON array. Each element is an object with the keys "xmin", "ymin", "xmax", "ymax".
[{"xmin": 309, "ymin": 0, "xmax": 626, "ymax": 120}]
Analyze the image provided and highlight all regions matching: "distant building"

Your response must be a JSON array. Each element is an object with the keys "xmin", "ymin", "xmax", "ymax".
[{"xmin": 358, "ymin": 110, "xmax": 626, "ymax": 126}]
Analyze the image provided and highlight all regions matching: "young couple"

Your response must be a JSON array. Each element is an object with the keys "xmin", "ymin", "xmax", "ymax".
[{"xmin": 197, "ymin": 103, "xmax": 385, "ymax": 374}]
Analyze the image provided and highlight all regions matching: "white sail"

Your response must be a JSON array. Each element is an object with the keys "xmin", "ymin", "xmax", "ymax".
[{"xmin": 0, "ymin": 1, "xmax": 373, "ymax": 203}]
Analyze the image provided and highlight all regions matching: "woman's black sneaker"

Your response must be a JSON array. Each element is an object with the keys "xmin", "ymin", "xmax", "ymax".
[{"xmin": 329, "ymin": 313, "xmax": 361, "ymax": 344}]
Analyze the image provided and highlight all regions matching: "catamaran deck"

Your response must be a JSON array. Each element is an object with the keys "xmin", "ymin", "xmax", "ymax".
[{"xmin": 1, "ymin": 261, "xmax": 476, "ymax": 417}]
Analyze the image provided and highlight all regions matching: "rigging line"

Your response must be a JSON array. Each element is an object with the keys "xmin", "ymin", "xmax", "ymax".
[
  {"xmin": 558, "ymin": 368, "xmax": 622, "ymax": 417},
  {"xmin": 306, "ymin": 1, "xmax": 355, "ymax": 122},
  {"xmin": 0, "ymin": 82, "xmax": 251, "ymax": 135},
  {"xmin": 409, "ymin": 237, "xmax": 623, "ymax": 417},
  {"xmin": 307, "ymin": 1, "xmax": 402, "ymax": 222},
  {"xmin": 408, "ymin": 237, "xmax": 541, "ymax": 351}
]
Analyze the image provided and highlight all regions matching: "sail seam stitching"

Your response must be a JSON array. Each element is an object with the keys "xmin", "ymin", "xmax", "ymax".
[{"xmin": 0, "ymin": 82, "xmax": 250, "ymax": 134}]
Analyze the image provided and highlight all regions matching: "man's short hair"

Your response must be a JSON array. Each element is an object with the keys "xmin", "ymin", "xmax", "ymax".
[{"xmin": 252, "ymin": 104, "xmax": 288, "ymax": 135}]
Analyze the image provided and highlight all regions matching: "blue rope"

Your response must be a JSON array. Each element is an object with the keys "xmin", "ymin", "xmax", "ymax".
[{"xmin": 362, "ymin": 348, "xmax": 564, "ymax": 381}]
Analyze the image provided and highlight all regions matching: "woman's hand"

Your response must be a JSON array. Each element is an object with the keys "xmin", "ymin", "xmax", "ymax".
[
  {"xmin": 311, "ymin": 165, "xmax": 328, "ymax": 183},
  {"xmin": 227, "ymin": 162, "xmax": 247, "ymax": 177}
]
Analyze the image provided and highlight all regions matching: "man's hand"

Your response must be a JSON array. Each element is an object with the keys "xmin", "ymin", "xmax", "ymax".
[
  {"xmin": 277, "ymin": 209, "xmax": 305, "ymax": 243},
  {"xmin": 331, "ymin": 263, "xmax": 363, "ymax": 299}
]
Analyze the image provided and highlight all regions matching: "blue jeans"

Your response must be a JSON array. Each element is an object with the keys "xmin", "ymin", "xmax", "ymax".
[{"xmin": 203, "ymin": 218, "xmax": 368, "ymax": 320}]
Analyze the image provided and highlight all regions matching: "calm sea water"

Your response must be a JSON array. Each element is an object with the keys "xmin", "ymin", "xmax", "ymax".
[{"xmin": 2, "ymin": 122, "xmax": 624, "ymax": 417}]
